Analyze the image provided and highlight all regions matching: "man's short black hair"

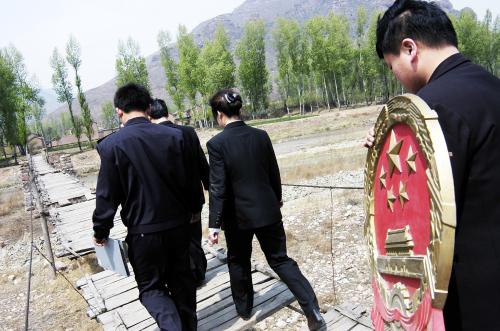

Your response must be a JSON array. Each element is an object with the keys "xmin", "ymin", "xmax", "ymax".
[
  {"xmin": 113, "ymin": 83, "xmax": 152, "ymax": 113},
  {"xmin": 149, "ymin": 99, "xmax": 169, "ymax": 119},
  {"xmin": 209, "ymin": 89, "xmax": 242, "ymax": 119},
  {"xmin": 376, "ymin": 0, "xmax": 458, "ymax": 59}
]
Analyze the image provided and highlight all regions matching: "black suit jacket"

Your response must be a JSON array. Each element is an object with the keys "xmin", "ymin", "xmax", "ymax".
[
  {"xmin": 160, "ymin": 121, "xmax": 209, "ymax": 213},
  {"xmin": 207, "ymin": 121, "xmax": 282, "ymax": 230},
  {"xmin": 417, "ymin": 53, "xmax": 500, "ymax": 329},
  {"xmin": 92, "ymin": 117, "xmax": 195, "ymax": 238}
]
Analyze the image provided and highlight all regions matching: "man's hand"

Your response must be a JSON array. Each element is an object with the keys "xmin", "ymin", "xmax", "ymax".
[
  {"xmin": 94, "ymin": 237, "xmax": 107, "ymax": 247},
  {"xmin": 363, "ymin": 127, "xmax": 375, "ymax": 148},
  {"xmin": 208, "ymin": 231, "xmax": 219, "ymax": 246}
]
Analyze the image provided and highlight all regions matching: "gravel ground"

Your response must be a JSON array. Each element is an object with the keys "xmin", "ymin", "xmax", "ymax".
[{"xmin": 198, "ymin": 170, "xmax": 373, "ymax": 330}]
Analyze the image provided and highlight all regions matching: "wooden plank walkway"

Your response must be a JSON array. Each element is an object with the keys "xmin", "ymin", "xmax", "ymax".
[
  {"xmin": 300, "ymin": 303, "xmax": 373, "ymax": 331},
  {"xmin": 31, "ymin": 154, "xmax": 126, "ymax": 257},
  {"xmin": 49, "ymin": 200, "xmax": 126, "ymax": 257},
  {"xmin": 77, "ymin": 248, "xmax": 296, "ymax": 331},
  {"xmin": 30, "ymin": 153, "xmax": 373, "ymax": 330},
  {"xmin": 31, "ymin": 155, "xmax": 95, "ymax": 208}
]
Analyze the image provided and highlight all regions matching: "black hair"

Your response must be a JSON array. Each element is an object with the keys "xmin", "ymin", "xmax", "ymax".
[
  {"xmin": 113, "ymin": 83, "xmax": 152, "ymax": 113},
  {"xmin": 209, "ymin": 89, "xmax": 243, "ymax": 119},
  {"xmin": 376, "ymin": 0, "xmax": 458, "ymax": 58},
  {"xmin": 149, "ymin": 99, "xmax": 169, "ymax": 119}
]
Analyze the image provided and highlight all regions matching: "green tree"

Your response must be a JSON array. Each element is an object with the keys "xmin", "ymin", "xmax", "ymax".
[
  {"xmin": 29, "ymin": 98, "xmax": 46, "ymax": 140},
  {"xmin": 453, "ymin": 10, "xmax": 484, "ymax": 65},
  {"xmin": 200, "ymin": 25, "xmax": 236, "ymax": 96},
  {"xmin": 354, "ymin": 6, "xmax": 370, "ymax": 104},
  {"xmin": 177, "ymin": 25, "xmax": 205, "ymax": 125},
  {"xmin": 481, "ymin": 10, "xmax": 500, "ymax": 75},
  {"xmin": 0, "ymin": 51, "xmax": 18, "ymax": 158},
  {"xmin": 157, "ymin": 30, "xmax": 185, "ymax": 117},
  {"xmin": 273, "ymin": 18, "xmax": 295, "ymax": 114},
  {"xmin": 236, "ymin": 20, "xmax": 270, "ymax": 117},
  {"xmin": 2, "ymin": 46, "xmax": 42, "ymax": 157},
  {"xmin": 100, "ymin": 101, "xmax": 119, "ymax": 130},
  {"xmin": 50, "ymin": 48, "xmax": 83, "ymax": 151},
  {"xmin": 66, "ymin": 36, "xmax": 94, "ymax": 147},
  {"xmin": 325, "ymin": 13, "xmax": 353, "ymax": 108},
  {"xmin": 199, "ymin": 25, "xmax": 236, "ymax": 123},
  {"xmin": 273, "ymin": 19, "xmax": 310, "ymax": 114},
  {"xmin": 116, "ymin": 37, "xmax": 150, "ymax": 89},
  {"xmin": 305, "ymin": 16, "xmax": 332, "ymax": 110}
]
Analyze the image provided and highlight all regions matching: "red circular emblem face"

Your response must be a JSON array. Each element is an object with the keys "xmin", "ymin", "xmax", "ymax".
[
  {"xmin": 374, "ymin": 123, "xmax": 429, "ymax": 297},
  {"xmin": 375, "ymin": 123, "xmax": 430, "ymax": 257},
  {"xmin": 364, "ymin": 95, "xmax": 456, "ymax": 331}
]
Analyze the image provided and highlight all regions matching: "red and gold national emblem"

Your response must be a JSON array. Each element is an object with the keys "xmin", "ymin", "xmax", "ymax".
[{"xmin": 364, "ymin": 95, "xmax": 456, "ymax": 330}]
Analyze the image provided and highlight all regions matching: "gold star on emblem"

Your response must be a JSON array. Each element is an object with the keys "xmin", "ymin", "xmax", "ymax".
[
  {"xmin": 406, "ymin": 145, "xmax": 417, "ymax": 174},
  {"xmin": 387, "ymin": 186, "xmax": 397, "ymax": 212},
  {"xmin": 399, "ymin": 182, "xmax": 410, "ymax": 208},
  {"xmin": 379, "ymin": 165, "xmax": 387, "ymax": 189},
  {"xmin": 387, "ymin": 130, "xmax": 403, "ymax": 176}
]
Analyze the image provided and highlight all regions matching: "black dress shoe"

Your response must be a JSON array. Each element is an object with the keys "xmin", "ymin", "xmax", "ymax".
[
  {"xmin": 306, "ymin": 309, "xmax": 326, "ymax": 331},
  {"xmin": 237, "ymin": 310, "xmax": 252, "ymax": 320}
]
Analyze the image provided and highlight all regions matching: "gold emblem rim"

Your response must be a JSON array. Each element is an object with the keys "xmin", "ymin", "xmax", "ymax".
[{"xmin": 364, "ymin": 94, "xmax": 456, "ymax": 311}]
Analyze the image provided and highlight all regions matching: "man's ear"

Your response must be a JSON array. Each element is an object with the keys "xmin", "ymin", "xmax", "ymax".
[
  {"xmin": 115, "ymin": 107, "xmax": 124, "ymax": 117},
  {"xmin": 401, "ymin": 38, "xmax": 418, "ymax": 61}
]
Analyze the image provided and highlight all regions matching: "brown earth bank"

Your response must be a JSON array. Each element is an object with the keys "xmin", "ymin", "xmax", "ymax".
[{"xmin": 0, "ymin": 105, "xmax": 380, "ymax": 330}]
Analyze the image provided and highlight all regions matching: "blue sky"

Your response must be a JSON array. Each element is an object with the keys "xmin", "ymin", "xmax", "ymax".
[{"xmin": 1, "ymin": 0, "xmax": 498, "ymax": 90}]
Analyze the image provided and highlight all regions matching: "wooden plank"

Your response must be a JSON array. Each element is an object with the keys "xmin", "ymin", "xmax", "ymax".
[
  {"xmin": 329, "ymin": 316, "xmax": 357, "ymax": 330},
  {"xmin": 335, "ymin": 304, "xmax": 372, "ymax": 328},
  {"xmin": 198, "ymin": 278, "xmax": 279, "ymax": 321},
  {"xmin": 324, "ymin": 309, "xmax": 345, "ymax": 327},
  {"xmin": 141, "ymin": 324, "xmax": 160, "ymax": 331},
  {"xmin": 350, "ymin": 324, "xmax": 373, "ymax": 331},
  {"xmin": 85, "ymin": 275, "xmax": 107, "ymax": 316},
  {"xmin": 76, "ymin": 270, "xmax": 116, "ymax": 288},
  {"xmin": 102, "ymin": 272, "xmax": 277, "ymax": 329},
  {"xmin": 213, "ymin": 287, "xmax": 295, "ymax": 331},
  {"xmin": 204, "ymin": 264, "xmax": 229, "ymax": 281},
  {"xmin": 98, "ymin": 300, "xmax": 143, "ymax": 326},
  {"xmin": 127, "ymin": 318, "xmax": 156, "ymax": 331},
  {"xmin": 203, "ymin": 245, "xmax": 227, "ymax": 262},
  {"xmin": 206, "ymin": 256, "xmax": 225, "ymax": 271},
  {"xmin": 106, "ymin": 312, "xmax": 127, "ymax": 331},
  {"xmin": 198, "ymin": 282, "xmax": 289, "ymax": 330},
  {"xmin": 105, "ymin": 287, "xmax": 140, "ymax": 311}
]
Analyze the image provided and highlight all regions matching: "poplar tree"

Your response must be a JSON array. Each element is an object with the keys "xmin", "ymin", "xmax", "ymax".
[
  {"xmin": 116, "ymin": 37, "xmax": 150, "ymax": 89},
  {"xmin": 236, "ymin": 20, "xmax": 270, "ymax": 117},
  {"xmin": 66, "ymin": 36, "xmax": 94, "ymax": 147},
  {"xmin": 157, "ymin": 30, "xmax": 185, "ymax": 116},
  {"xmin": 50, "ymin": 48, "xmax": 82, "ymax": 151},
  {"xmin": 177, "ymin": 25, "xmax": 205, "ymax": 126},
  {"xmin": 100, "ymin": 101, "xmax": 119, "ymax": 130}
]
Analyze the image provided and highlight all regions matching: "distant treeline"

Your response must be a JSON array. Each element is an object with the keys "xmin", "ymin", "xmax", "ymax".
[
  {"xmin": 0, "ymin": 6, "xmax": 498, "ymax": 159},
  {"xmin": 117, "ymin": 7, "xmax": 499, "ymax": 128}
]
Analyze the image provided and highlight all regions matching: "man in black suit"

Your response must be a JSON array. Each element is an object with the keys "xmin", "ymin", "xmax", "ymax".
[
  {"xmin": 92, "ymin": 84, "xmax": 197, "ymax": 331},
  {"xmin": 207, "ymin": 89, "xmax": 326, "ymax": 331},
  {"xmin": 148, "ymin": 98, "xmax": 209, "ymax": 286},
  {"xmin": 365, "ymin": 1, "xmax": 500, "ymax": 329}
]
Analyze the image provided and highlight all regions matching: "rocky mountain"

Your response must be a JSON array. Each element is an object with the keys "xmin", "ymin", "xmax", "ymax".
[{"xmin": 49, "ymin": 0, "xmax": 458, "ymax": 124}]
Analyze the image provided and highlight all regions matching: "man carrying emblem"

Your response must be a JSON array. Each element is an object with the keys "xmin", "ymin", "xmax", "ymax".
[{"xmin": 364, "ymin": 0, "xmax": 500, "ymax": 329}]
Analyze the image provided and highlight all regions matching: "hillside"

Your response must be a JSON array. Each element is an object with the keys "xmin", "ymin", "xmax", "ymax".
[{"xmin": 49, "ymin": 0, "xmax": 458, "ymax": 124}]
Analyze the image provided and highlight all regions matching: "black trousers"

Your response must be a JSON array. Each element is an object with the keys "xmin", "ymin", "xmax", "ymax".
[
  {"xmin": 126, "ymin": 225, "xmax": 197, "ymax": 331},
  {"xmin": 189, "ymin": 219, "xmax": 207, "ymax": 284},
  {"xmin": 224, "ymin": 221, "xmax": 319, "ymax": 316}
]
